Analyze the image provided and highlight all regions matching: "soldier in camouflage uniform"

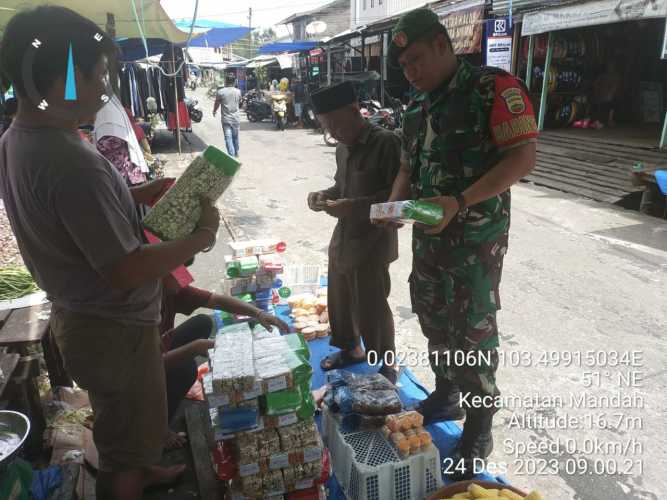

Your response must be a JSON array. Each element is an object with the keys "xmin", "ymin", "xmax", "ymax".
[{"xmin": 386, "ymin": 9, "xmax": 538, "ymax": 479}]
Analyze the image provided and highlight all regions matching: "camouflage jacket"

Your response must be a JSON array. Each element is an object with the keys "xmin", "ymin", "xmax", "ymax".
[{"xmin": 401, "ymin": 59, "xmax": 538, "ymax": 269}]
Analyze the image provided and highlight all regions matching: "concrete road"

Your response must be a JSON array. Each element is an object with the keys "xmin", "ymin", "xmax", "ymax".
[{"xmin": 166, "ymin": 88, "xmax": 667, "ymax": 500}]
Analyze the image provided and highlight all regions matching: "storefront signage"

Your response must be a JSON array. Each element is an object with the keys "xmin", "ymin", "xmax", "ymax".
[
  {"xmin": 522, "ymin": 0, "xmax": 667, "ymax": 36},
  {"xmin": 440, "ymin": 6, "xmax": 485, "ymax": 54},
  {"xmin": 485, "ymin": 17, "xmax": 513, "ymax": 72}
]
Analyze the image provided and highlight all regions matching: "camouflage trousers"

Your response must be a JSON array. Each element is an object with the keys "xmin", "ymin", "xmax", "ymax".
[{"xmin": 409, "ymin": 242, "xmax": 505, "ymax": 400}]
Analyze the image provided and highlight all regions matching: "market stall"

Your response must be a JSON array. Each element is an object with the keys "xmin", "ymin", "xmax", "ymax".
[
  {"xmin": 192, "ymin": 235, "xmax": 518, "ymax": 500},
  {"xmin": 508, "ymin": 0, "xmax": 667, "ymax": 211}
]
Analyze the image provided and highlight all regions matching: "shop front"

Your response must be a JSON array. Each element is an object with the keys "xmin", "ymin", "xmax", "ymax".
[{"xmin": 507, "ymin": 0, "xmax": 667, "ymax": 209}]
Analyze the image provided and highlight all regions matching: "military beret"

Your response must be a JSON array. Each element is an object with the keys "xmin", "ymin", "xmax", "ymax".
[
  {"xmin": 310, "ymin": 81, "xmax": 357, "ymax": 114},
  {"xmin": 389, "ymin": 8, "xmax": 448, "ymax": 65}
]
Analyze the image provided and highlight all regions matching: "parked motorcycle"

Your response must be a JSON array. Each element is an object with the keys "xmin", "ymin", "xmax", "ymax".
[
  {"xmin": 185, "ymin": 97, "xmax": 203, "ymax": 123},
  {"xmin": 246, "ymin": 98, "xmax": 272, "ymax": 122},
  {"xmin": 303, "ymin": 104, "xmax": 320, "ymax": 129},
  {"xmin": 241, "ymin": 89, "xmax": 260, "ymax": 110},
  {"xmin": 271, "ymin": 94, "xmax": 288, "ymax": 131}
]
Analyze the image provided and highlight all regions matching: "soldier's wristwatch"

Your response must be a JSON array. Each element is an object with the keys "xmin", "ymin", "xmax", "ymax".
[{"xmin": 455, "ymin": 193, "xmax": 467, "ymax": 212}]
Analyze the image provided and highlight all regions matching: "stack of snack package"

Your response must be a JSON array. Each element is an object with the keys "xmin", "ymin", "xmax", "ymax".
[
  {"xmin": 203, "ymin": 322, "xmax": 328, "ymax": 498},
  {"xmin": 287, "ymin": 293, "xmax": 330, "ymax": 342},
  {"xmin": 325, "ymin": 371, "xmax": 434, "ymax": 459},
  {"xmin": 217, "ymin": 239, "xmax": 287, "ymax": 326}
]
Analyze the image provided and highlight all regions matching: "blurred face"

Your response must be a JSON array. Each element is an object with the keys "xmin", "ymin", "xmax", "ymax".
[
  {"xmin": 77, "ymin": 56, "xmax": 111, "ymax": 116},
  {"xmin": 318, "ymin": 104, "xmax": 363, "ymax": 145},
  {"xmin": 398, "ymin": 34, "xmax": 453, "ymax": 93},
  {"xmin": 47, "ymin": 55, "xmax": 110, "ymax": 122}
]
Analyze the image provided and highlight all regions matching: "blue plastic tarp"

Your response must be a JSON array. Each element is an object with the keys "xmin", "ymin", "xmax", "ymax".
[
  {"xmin": 173, "ymin": 19, "xmax": 251, "ymax": 48},
  {"xmin": 271, "ymin": 304, "xmax": 508, "ymax": 499},
  {"xmin": 117, "ymin": 37, "xmax": 172, "ymax": 62},
  {"xmin": 258, "ymin": 41, "xmax": 318, "ymax": 54}
]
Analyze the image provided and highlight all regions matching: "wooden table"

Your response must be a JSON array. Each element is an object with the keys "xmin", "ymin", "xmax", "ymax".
[
  {"xmin": 0, "ymin": 302, "xmax": 72, "ymax": 457},
  {"xmin": 0, "ymin": 302, "xmax": 72, "ymax": 388}
]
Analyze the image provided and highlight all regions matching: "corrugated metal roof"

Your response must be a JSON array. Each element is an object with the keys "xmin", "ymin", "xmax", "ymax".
[{"xmin": 491, "ymin": 0, "xmax": 580, "ymax": 15}]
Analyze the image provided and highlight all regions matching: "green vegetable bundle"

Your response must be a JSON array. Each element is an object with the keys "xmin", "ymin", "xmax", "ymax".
[{"xmin": 0, "ymin": 266, "xmax": 39, "ymax": 300}]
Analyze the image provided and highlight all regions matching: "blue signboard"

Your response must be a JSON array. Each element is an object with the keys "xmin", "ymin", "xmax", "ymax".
[{"xmin": 484, "ymin": 17, "xmax": 513, "ymax": 72}]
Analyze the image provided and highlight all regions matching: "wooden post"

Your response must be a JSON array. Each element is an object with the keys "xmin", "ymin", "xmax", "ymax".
[
  {"xmin": 361, "ymin": 35, "xmax": 366, "ymax": 72},
  {"xmin": 525, "ymin": 34, "xmax": 534, "ymax": 90},
  {"xmin": 380, "ymin": 32, "xmax": 385, "ymax": 106},
  {"xmin": 172, "ymin": 45, "xmax": 182, "ymax": 154},
  {"xmin": 537, "ymin": 32, "xmax": 553, "ymax": 132},
  {"xmin": 511, "ymin": 23, "xmax": 520, "ymax": 76},
  {"xmin": 105, "ymin": 13, "xmax": 116, "ymax": 39},
  {"xmin": 327, "ymin": 49, "xmax": 332, "ymax": 86}
]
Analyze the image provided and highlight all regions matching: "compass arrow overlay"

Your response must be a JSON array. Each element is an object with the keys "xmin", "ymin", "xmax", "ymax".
[{"xmin": 64, "ymin": 43, "xmax": 77, "ymax": 101}]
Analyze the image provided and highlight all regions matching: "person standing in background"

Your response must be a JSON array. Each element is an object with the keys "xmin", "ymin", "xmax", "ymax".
[
  {"xmin": 213, "ymin": 75, "xmax": 242, "ymax": 157},
  {"xmin": 292, "ymin": 77, "xmax": 306, "ymax": 128}
]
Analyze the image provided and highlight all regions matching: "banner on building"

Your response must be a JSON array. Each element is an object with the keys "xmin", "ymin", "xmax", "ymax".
[
  {"xmin": 485, "ymin": 17, "xmax": 513, "ymax": 72},
  {"xmin": 440, "ymin": 6, "xmax": 485, "ymax": 54},
  {"xmin": 522, "ymin": 0, "xmax": 667, "ymax": 36}
]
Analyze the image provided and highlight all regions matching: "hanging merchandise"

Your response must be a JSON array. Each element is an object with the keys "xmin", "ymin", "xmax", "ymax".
[
  {"xmin": 523, "ymin": 34, "xmax": 549, "ymax": 60},
  {"xmin": 532, "ymin": 66, "xmax": 558, "ymax": 93},
  {"xmin": 160, "ymin": 44, "xmax": 191, "ymax": 131},
  {"xmin": 553, "ymin": 100, "xmax": 580, "ymax": 127}
]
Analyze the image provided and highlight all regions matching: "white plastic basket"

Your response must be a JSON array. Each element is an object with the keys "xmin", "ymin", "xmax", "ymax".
[
  {"xmin": 322, "ymin": 410, "xmax": 442, "ymax": 500},
  {"xmin": 278, "ymin": 265, "xmax": 322, "ymax": 296}
]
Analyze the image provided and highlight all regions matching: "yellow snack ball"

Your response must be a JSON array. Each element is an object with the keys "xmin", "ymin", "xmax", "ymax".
[
  {"xmin": 381, "ymin": 425, "xmax": 392, "ymax": 439},
  {"xmin": 418, "ymin": 431, "xmax": 432, "ymax": 447},
  {"xmin": 468, "ymin": 483, "xmax": 499, "ymax": 497},
  {"xmin": 523, "ymin": 492, "xmax": 543, "ymax": 500},
  {"xmin": 385, "ymin": 415, "xmax": 401, "ymax": 433},
  {"xmin": 499, "ymin": 489, "xmax": 523, "ymax": 500},
  {"xmin": 390, "ymin": 432, "xmax": 406, "ymax": 445}
]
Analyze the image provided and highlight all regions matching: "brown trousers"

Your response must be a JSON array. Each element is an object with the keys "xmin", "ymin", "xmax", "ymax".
[
  {"xmin": 327, "ymin": 260, "xmax": 395, "ymax": 358},
  {"xmin": 50, "ymin": 305, "xmax": 167, "ymax": 472}
]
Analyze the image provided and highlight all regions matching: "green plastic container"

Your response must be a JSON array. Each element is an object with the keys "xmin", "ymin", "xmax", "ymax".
[{"xmin": 227, "ymin": 256, "xmax": 259, "ymax": 278}]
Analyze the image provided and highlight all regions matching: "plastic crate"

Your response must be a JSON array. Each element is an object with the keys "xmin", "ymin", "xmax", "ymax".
[
  {"xmin": 322, "ymin": 410, "xmax": 442, "ymax": 500},
  {"xmin": 278, "ymin": 265, "xmax": 322, "ymax": 296}
]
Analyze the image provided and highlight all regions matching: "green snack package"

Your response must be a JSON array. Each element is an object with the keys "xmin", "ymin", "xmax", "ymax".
[
  {"xmin": 403, "ymin": 200, "xmax": 444, "ymax": 225},
  {"xmin": 370, "ymin": 200, "xmax": 444, "ymax": 226},
  {"xmin": 261, "ymin": 381, "xmax": 316, "ymax": 419},
  {"xmin": 284, "ymin": 333, "xmax": 310, "ymax": 360},
  {"xmin": 143, "ymin": 145, "xmax": 241, "ymax": 241},
  {"xmin": 284, "ymin": 351, "xmax": 313, "ymax": 387}
]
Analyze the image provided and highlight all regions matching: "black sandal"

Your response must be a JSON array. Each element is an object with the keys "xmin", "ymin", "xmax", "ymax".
[{"xmin": 320, "ymin": 350, "xmax": 365, "ymax": 371}]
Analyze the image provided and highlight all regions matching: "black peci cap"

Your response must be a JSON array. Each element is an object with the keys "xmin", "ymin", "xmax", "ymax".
[{"xmin": 310, "ymin": 81, "xmax": 356, "ymax": 114}]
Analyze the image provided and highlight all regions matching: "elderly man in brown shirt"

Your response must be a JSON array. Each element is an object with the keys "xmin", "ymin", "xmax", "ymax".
[{"xmin": 307, "ymin": 82, "xmax": 400, "ymax": 382}]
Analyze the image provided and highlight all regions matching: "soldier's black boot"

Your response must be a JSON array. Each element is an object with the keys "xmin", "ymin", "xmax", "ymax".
[
  {"xmin": 450, "ymin": 409, "xmax": 494, "ymax": 481},
  {"xmin": 416, "ymin": 377, "xmax": 466, "ymax": 424}
]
